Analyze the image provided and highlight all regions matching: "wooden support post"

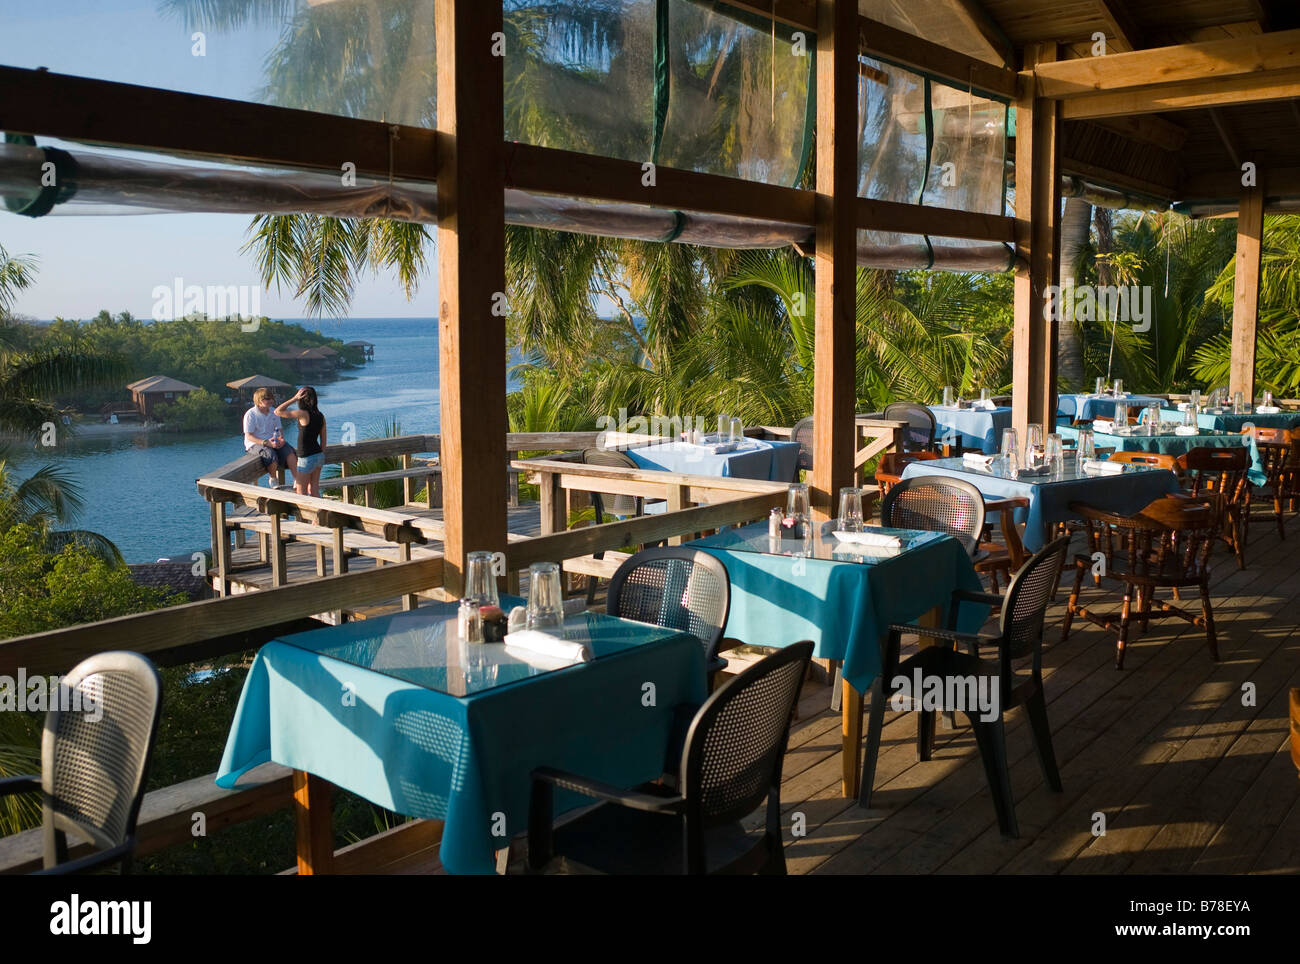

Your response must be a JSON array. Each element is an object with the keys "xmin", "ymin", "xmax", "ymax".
[
  {"xmin": 810, "ymin": 0, "xmax": 859, "ymax": 525},
  {"xmin": 315, "ymin": 544, "xmax": 327, "ymax": 578},
  {"xmin": 1230, "ymin": 186, "xmax": 1265, "ymax": 402},
  {"xmin": 399, "ymin": 542, "xmax": 418, "ymax": 611},
  {"xmin": 539, "ymin": 471, "xmax": 566, "ymax": 536},
  {"xmin": 1012, "ymin": 44, "xmax": 1062, "ymax": 442},
  {"xmin": 331, "ymin": 527, "xmax": 348, "ymax": 576},
  {"xmin": 340, "ymin": 462, "xmax": 351, "ymax": 505},
  {"xmin": 212, "ymin": 501, "xmax": 230, "ymax": 597},
  {"xmin": 436, "ymin": 0, "xmax": 508, "ymax": 598},
  {"xmin": 292, "ymin": 770, "xmax": 334, "ymax": 876},
  {"xmin": 402, "ymin": 453, "xmax": 415, "ymax": 506},
  {"xmin": 269, "ymin": 513, "xmax": 287, "ymax": 587},
  {"xmin": 666, "ymin": 484, "xmax": 688, "ymax": 545},
  {"xmin": 363, "ymin": 484, "xmax": 375, "ymax": 509},
  {"xmin": 507, "ymin": 451, "xmax": 519, "ymax": 507}
]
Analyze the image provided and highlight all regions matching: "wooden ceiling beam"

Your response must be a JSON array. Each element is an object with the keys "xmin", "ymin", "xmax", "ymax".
[
  {"xmin": 1095, "ymin": 0, "xmax": 1145, "ymax": 52},
  {"xmin": 1035, "ymin": 28, "xmax": 1300, "ymax": 99},
  {"xmin": 1089, "ymin": 114, "xmax": 1188, "ymax": 152},
  {"xmin": 1060, "ymin": 67, "xmax": 1300, "ymax": 118},
  {"xmin": 1182, "ymin": 165, "xmax": 1300, "ymax": 200},
  {"xmin": 949, "ymin": 0, "xmax": 1018, "ymax": 68},
  {"xmin": 1208, "ymin": 108, "xmax": 1244, "ymax": 171}
]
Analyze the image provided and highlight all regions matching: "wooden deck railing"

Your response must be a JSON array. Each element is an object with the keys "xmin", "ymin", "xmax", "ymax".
[{"xmin": 0, "ymin": 422, "xmax": 906, "ymax": 874}]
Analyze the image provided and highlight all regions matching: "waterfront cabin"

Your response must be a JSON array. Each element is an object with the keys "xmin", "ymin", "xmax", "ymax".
[
  {"xmin": 125, "ymin": 375, "xmax": 199, "ymax": 419},
  {"xmin": 226, "ymin": 374, "xmax": 292, "ymax": 407},
  {"xmin": 345, "ymin": 341, "xmax": 375, "ymax": 361}
]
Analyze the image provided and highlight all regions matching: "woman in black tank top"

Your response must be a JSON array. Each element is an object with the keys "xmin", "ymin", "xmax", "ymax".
[{"xmin": 282, "ymin": 386, "xmax": 327, "ymax": 496}]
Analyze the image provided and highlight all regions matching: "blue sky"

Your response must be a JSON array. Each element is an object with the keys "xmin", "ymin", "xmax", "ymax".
[{"xmin": 0, "ymin": 0, "xmax": 437, "ymax": 320}]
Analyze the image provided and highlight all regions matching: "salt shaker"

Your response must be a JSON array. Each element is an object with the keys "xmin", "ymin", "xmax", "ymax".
[
  {"xmin": 769, "ymin": 507, "xmax": 784, "ymax": 539},
  {"xmin": 458, "ymin": 598, "xmax": 483, "ymax": 643}
]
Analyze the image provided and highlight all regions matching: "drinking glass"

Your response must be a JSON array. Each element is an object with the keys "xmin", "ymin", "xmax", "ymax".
[
  {"xmin": 1000, "ymin": 427, "xmax": 1020, "ymax": 473},
  {"xmin": 717, "ymin": 413, "xmax": 729, "ymax": 440},
  {"xmin": 526, "ymin": 562, "xmax": 565, "ymax": 631},
  {"xmin": 1263, "ymin": 390, "xmax": 1274, "ymax": 410},
  {"xmin": 1114, "ymin": 400, "xmax": 1129, "ymax": 431},
  {"xmin": 1024, "ymin": 423, "xmax": 1045, "ymax": 468},
  {"xmin": 1189, "ymin": 388, "xmax": 1201, "ymax": 409},
  {"xmin": 1077, "ymin": 428, "xmax": 1096, "ymax": 461},
  {"xmin": 465, "ymin": 550, "xmax": 499, "ymax": 610},
  {"xmin": 729, "ymin": 416, "xmax": 743, "ymax": 444},
  {"xmin": 1183, "ymin": 406, "xmax": 1197, "ymax": 428},
  {"xmin": 837, "ymin": 487, "xmax": 864, "ymax": 533},
  {"xmin": 1095, "ymin": 376, "xmax": 1105, "ymax": 395},
  {"xmin": 942, "ymin": 385, "xmax": 954, "ymax": 407},
  {"xmin": 787, "ymin": 483, "xmax": 810, "ymax": 526},
  {"xmin": 1045, "ymin": 434, "xmax": 1064, "ymax": 476},
  {"xmin": 980, "ymin": 387, "xmax": 991, "ymax": 403},
  {"xmin": 1233, "ymin": 391, "xmax": 1245, "ymax": 415},
  {"xmin": 1113, "ymin": 378, "xmax": 1124, "ymax": 396},
  {"xmin": 1146, "ymin": 402, "xmax": 1161, "ymax": 435}
]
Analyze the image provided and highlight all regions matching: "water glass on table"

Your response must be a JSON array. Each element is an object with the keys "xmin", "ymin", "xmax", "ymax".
[
  {"xmin": 942, "ymin": 385, "xmax": 954, "ymax": 407},
  {"xmin": 1233, "ymin": 391, "xmax": 1246, "ymax": 414},
  {"xmin": 1077, "ymin": 428, "xmax": 1096, "ymax": 461},
  {"xmin": 980, "ymin": 388, "xmax": 991, "ymax": 402},
  {"xmin": 1045, "ymin": 433, "xmax": 1064, "ymax": 476},
  {"xmin": 465, "ymin": 550, "xmax": 499, "ymax": 609},
  {"xmin": 526, "ymin": 562, "xmax": 565, "ymax": 631},
  {"xmin": 717, "ymin": 413, "xmax": 729, "ymax": 440},
  {"xmin": 787, "ymin": 481, "xmax": 810, "ymax": 525},
  {"xmin": 838, "ymin": 487, "xmax": 864, "ymax": 532},
  {"xmin": 1095, "ymin": 376, "xmax": 1105, "ymax": 395},
  {"xmin": 1189, "ymin": 388, "xmax": 1201, "ymax": 409},
  {"xmin": 1000, "ymin": 427, "xmax": 1020, "ymax": 473},
  {"xmin": 1113, "ymin": 378, "xmax": 1124, "ymax": 396},
  {"xmin": 1114, "ymin": 400, "xmax": 1129, "ymax": 431},
  {"xmin": 729, "ymin": 417, "xmax": 743, "ymax": 444},
  {"xmin": 1024, "ymin": 423, "xmax": 1045, "ymax": 468}
]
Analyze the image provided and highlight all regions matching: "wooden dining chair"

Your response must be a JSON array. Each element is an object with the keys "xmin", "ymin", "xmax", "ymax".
[
  {"xmin": 873, "ymin": 451, "xmax": 941, "ymax": 498},
  {"xmin": 1061, "ymin": 496, "xmax": 1219, "ymax": 669},
  {"xmin": 1174, "ymin": 446, "xmax": 1250, "ymax": 568},
  {"xmin": 859, "ymin": 536, "xmax": 1071, "ymax": 838},
  {"xmin": 1243, "ymin": 426, "xmax": 1300, "ymax": 539},
  {"xmin": 1106, "ymin": 450, "xmax": 1179, "ymax": 472},
  {"xmin": 527, "ymin": 641, "xmax": 813, "ymax": 875}
]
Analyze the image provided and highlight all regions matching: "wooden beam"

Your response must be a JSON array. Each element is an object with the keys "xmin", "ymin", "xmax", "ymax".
[
  {"xmin": 1095, "ymin": 0, "xmax": 1145, "ymax": 52},
  {"xmin": 435, "ymin": 0, "xmax": 508, "ymax": 598},
  {"xmin": 1013, "ymin": 45, "xmax": 1062, "ymax": 441},
  {"xmin": 1183, "ymin": 165, "xmax": 1300, "ymax": 201},
  {"xmin": 0, "ymin": 66, "xmax": 437, "ymax": 184},
  {"xmin": 1091, "ymin": 115, "xmax": 1189, "ymax": 152},
  {"xmin": 1061, "ymin": 68, "xmax": 1300, "ymax": 117},
  {"xmin": 857, "ymin": 197, "xmax": 1015, "ymax": 242},
  {"xmin": 950, "ymin": 0, "xmax": 1017, "ymax": 68},
  {"xmin": 1230, "ymin": 186, "xmax": 1265, "ymax": 402},
  {"xmin": 1035, "ymin": 29, "xmax": 1300, "ymax": 99},
  {"xmin": 505, "ymin": 142, "xmax": 814, "ymax": 226},
  {"xmin": 1208, "ymin": 108, "xmax": 1244, "ymax": 171},
  {"xmin": 812, "ymin": 0, "xmax": 858, "ymax": 533}
]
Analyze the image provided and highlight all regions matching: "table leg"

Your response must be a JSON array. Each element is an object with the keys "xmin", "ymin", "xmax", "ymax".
[
  {"xmin": 293, "ymin": 769, "xmax": 335, "ymax": 875},
  {"xmin": 841, "ymin": 677, "xmax": 863, "ymax": 798}
]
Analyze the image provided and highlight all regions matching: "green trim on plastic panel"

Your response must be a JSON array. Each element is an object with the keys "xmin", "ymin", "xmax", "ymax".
[
  {"xmin": 652, "ymin": 0, "xmax": 671, "ymax": 165},
  {"xmin": 920, "ymin": 77, "xmax": 935, "ymax": 269},
  {"xmin": 2, "ymin": 134, "xmax": 78, "ymax": 217}
]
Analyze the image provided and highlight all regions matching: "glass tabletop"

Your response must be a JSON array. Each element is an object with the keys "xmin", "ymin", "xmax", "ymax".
[
  {"xmin": 276, "ymin": 595, "xmax": 682, "ymax": 698},
  {"xmin": 696, "ymin": 521, "xmax": 952, "ymax": 563},
  {"xmin": 926, "ymin": 455, "xmax": 1169, "ymax": 485}
]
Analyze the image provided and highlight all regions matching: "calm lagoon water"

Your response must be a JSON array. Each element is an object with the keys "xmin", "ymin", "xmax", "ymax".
[{"xmin": 8, "ymin": 317, "xmax": 511, "ymax": 563}]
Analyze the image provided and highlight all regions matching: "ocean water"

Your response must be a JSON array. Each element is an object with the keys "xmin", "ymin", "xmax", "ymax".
[{"xmin": 6, "ymin": 317, "xmax": 512, "ymax": 562}]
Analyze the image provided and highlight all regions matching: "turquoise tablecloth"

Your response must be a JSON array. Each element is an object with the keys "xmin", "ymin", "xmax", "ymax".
[
  {"xmin": 1057, "ymin": 424, "xmax": 1267, "ymax": 486},
  {"xmin": 625, "ymin": 437, "xmax": 800, "ymax": 482},
  {"xmin": 687, "ymin": 523, "xmax": 989, "ymax": 694},
  {"xmin": 215, "ymin": 602, "xmax": 706, "ymax": 874},
  {"xmin": 1148, "ymin": 408, "xmax": 1299, "ymax": 433},
  {"xmin": 900, "ymin": 457, "xmax": 1182, "ymax": 551},
  {"xmin": 929, "ymin": 405, "xmax": 1013, "ymax": 454},
  {"xmin": 1057, "ymin": 393, "xmax": 1165, "ymax": 421}
]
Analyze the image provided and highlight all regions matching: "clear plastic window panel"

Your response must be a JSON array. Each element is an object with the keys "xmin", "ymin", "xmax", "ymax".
[
  {"xmin": 0, "ymin": 0, "xmax": 438, "ymax": 128},
  {"xmin": 657, "ymin": 0, "xmax": 814, "ymax": 185},
  {"xmin": 922, "ymin": 83, "xmax": 1007, "ymax": 215},
  {"xmin": 857, "ymin": 56, "xmax": 928, "ymax": 265},
  {"xmin": 503, "ymin": 0, "xmax": 656, "ymax": 163}
]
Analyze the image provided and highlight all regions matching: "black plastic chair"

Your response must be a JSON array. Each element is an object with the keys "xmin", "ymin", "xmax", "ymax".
[
  {"xmin": 880, "ymin": 475, "xmax": 985, "ymax": 559},
  {"xmin": 582, "ymin": 448, "xmax": 645, "ymax": 520},
  {"xmin": 608, "ymin": 547, "xmax": 732, "ymax": 683},
  {"xmin": 883, "ymin": 401, "xmax": 937, "ymax": 452},
  {"xmin": 0, "ymin": 651, "xmax": 162, "ymax": 873},
  {"xmin": 858, "ymin": 536, "xmax": 1071, "ymax": 838},
  {"xmin": 527, "ymin": 641, "xmax": 813, "ymax": 874},
  {"xmin": 791, "ymin": 416, "xmax": 814, "ymax": 476}
]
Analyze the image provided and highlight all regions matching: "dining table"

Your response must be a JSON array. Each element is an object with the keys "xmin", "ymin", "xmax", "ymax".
[
  {"xmin": 215, "ymin": 596, "xmax": 706, "ymax": 874},
  {"xmin": 927, "ymin": 404, "xmax": 1014, "ymax": 454},
  {"xmin": 623, "ymin": 436, "xmax": 801, "ymax": 482},
  {"xmin": 899, "ymin": 455, "xmax": 1183, "ymax": 552},
  {"xmin": 1146, "ymin": 407, "xmax": 1300, "ymax": 433},
  {"xmin": 688, "ymin": 521, "xmax": 991, "ymax": 796},
  {"xmin": 1057, "ymin": 392, "xmax": 1166, "ymax": 422},
  {"xmin": 1056, "ymin": 423, "xmax": 1267, "ymax": 486}
]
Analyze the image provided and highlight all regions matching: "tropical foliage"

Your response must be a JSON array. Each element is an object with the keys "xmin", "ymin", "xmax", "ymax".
[{"xmin": 155, "ymin": 387, "xmax": 235, "ymax": 432}]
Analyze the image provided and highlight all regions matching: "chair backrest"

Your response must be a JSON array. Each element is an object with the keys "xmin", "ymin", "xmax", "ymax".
[
  {"xmin": 681, "ymin": 641, "xmax": 812, "ymax": 847},
  {"xmin": 582, "ymin": 447, "xmax": 640, "ymax": 518},
  {"xmin": 607, "ymin": 547, "xmax": 731, "ymax": 665},
  {"xmin": 791, "ymin": 417, "xmax": 814, "ymax": 472},
  {"xmin": 1107, "ymin": 450, "xmax": 1178, "ymax": 471},
  {"xmin": 874, "ymin": 451, "xmax": 941, "ymax": 495},
  {"xmin": 1175, "ymin": 446, "xmax": 1249, "ymax": 506},
  {"xmin": 1072, "ymin": 496, "xmax": 1217, "ymax": 582},
  {"xmin": 881, "ymin": 475, "xmax": 985, "ymax": 557},
  {"xmin": 995, "ymin": 535, "xmax": 1072, "ymax": 664},
  {"xmin": 883, "ymin": 402, "xmax": 936, "ymax": 451},
  {"xmin": 1058, "ymin": 395, "xmax": 1078, "ymax": 421},
  {"xmin": 41, "ymin": 651, "xmax": 162, "ymax": 869}
]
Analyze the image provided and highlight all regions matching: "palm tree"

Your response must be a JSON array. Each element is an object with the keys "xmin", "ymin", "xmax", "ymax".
[
  {"xmin": 0, "ymin": 245, "xmax": 38, "ymax": 321},
  {"xmin": 0, "ymin": 450, "xmax": 122, "ymax": 564},
  {"xmin": 1057, "ymin": 197, "xmax": 1092, "ymax": 389}
]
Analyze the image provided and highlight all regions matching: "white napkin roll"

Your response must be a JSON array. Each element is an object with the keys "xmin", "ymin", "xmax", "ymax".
[
  {"xmin": 1256, "ymin": 406, "xmax": 1282, "ymax": 414},
  {"xmin": 1082, "ymin": 459, "xmax": 1124, "ymax": 475},
  {"xmin": 835, "ymin": 529, "xmax": 902, "ymax": 548},
  {"xmin": 503, "ymin": 630, "xmax": 592, "ymax": 663},
  {"xmin": 961, "ymin": 452, "xmax": 995, "ymax": 470},
  {"xmin": 1091, "ymin": 419, "xmax": 1115, "ymax": 433},
  {"xmin": 970, "ymin": 399, "xmax": 997, "ymax": 411},
  {"xmin": 1176, "ymin": 402, "xmax": 1190, "ymax": 411},
  {"xmin": 1174, "ymin": 425, "xmax": 1198, "ymax": 436}
]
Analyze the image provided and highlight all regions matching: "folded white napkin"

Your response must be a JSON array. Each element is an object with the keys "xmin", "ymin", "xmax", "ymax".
[
  {"xmin": 1256, "ymin": 406, "xmax": 1282, "ymax": 414},
  {"xmin": 503, "ymin": 630, "xmax": 592, "ymax": 663},
  {"xmin": 1174, "ymin": 425, "xmax": 1198, "ymax": 436},
  {"xmin": 1177, "ymin": 402, "xmax": 1190, "ymax": 411},
  {"xmin": 694, "ymin": 441, "xmax": 737, "ymax": 454},
  {"xmin": 962, "ymin": 452, "xmax": 995, "ymax": 470},
  {"xmin": 833, "ymin": 529, "xmax": 903, "ymax": 548},
  {"xmin": 1091, "ymin": 419, "xmax": 1115, "ymax": 433},
  {"xmin": 970, "ymin": 399, "xmax": 997, "ymax": 411},
  {"xmin": 1082, "ymin": 459, "xmax": 1124, "ymax": 475}
]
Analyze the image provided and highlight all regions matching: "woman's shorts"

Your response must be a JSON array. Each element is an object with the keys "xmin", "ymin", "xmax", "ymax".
[{"xmin": 296, "ymin": 452, "xmax": 324, "ymax": 474}]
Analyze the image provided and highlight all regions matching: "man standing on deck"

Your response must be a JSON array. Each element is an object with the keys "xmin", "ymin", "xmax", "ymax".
[{"xmin": 242, "ymin": 387, "xmax": 297, "ymax": 485}]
